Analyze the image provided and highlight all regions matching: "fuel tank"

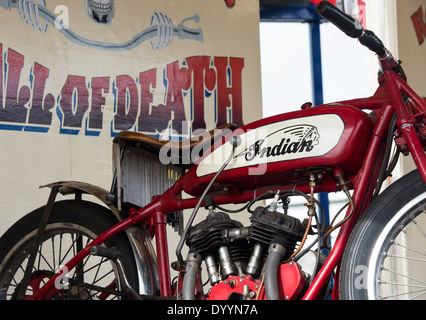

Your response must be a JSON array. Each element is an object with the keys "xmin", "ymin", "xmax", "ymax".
[{"xmin": 182, "ymin": 105, "xmax": 374, "ymax": 196}]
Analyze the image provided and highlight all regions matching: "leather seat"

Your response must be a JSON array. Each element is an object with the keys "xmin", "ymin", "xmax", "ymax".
[{"xmin": 113, "ymin": 123, "xmax": 239, "ymax": 168}]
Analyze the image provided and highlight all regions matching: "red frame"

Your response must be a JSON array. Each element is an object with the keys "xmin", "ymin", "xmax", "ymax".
[{"xmin": 33, "ymin": 56, "xmax": 426, "ymax": 300}]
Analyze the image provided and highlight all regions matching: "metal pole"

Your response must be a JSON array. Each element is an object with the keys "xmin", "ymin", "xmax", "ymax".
[{"xmin": 309, "ymin": 15, "xmax": 331, "ymax": 253}]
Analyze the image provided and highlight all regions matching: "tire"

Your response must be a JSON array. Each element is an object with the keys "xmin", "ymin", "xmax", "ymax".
[
  {"xmin": 0, "ymin": 200, "xmax": 138, "ymax": 300},
  {"xmin": 340, "ymin": 170, "xmax": 426, "ymax": 300}
]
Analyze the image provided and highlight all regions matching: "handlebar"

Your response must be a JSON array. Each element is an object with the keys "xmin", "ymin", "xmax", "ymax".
[
  {"xmin": 316, "ymin": 0, "xmax": 363, "ymax": 38},
  {"xmin": 316, "ymin": 1, "xmax": 387, "ymax": 57}
]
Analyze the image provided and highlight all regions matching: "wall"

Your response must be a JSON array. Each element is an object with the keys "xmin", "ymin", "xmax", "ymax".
[
  {"xmin": 365, "ymin": 0, "xmax": 426, "ymax": 180},
  {"xmin": 396, "ymin": 0, "xmax": 426, "ymax": 175},
  {"xmin": 0, "ymin": 0, "xmax": 262, "ymax": 236}
]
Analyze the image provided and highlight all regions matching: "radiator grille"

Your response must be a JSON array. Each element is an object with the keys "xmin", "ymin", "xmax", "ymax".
[{"xmin": 114, "ymin": 144, "xmax": 182, "ymax": 209}]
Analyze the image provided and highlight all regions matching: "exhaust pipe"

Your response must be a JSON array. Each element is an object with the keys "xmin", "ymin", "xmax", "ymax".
[
  {"xmin": 264, "ymin": 242, "xmax": 286, "ymax": 300},
  {"xmin": 182, "ymin": 252, "xmax": 202, "ymax": 300}
]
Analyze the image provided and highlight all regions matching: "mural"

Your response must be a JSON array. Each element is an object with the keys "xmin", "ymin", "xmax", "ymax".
[
  {"xmin": 0, "ymin": 0, "xmax": 262, "ymax": 235},
  {"xmin": 0, "ymin": 0, "xmax": 256, "ymax": 139},
  {"xmin": 1, "ymin": 0, "xmax": 203, "ymax": 51},
  {"xmin": 0, "ymin": 46, "xmax": 244, "ymax": 137}
]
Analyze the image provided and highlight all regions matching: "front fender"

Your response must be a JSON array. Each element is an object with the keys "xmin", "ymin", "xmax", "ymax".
[{"xmin": 41, "ymin": 181, "xmax": 160, "ymax": 296}]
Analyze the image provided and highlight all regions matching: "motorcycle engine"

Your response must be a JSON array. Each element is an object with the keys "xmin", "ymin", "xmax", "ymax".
[{"xmin": 185, "ymin": 205, "xmax": 308, "ymax": 300}]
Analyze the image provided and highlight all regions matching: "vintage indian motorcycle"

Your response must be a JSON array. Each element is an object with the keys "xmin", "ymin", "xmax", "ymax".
[{"xmin": 1, "ymin": 1, "xmax": 426, "ymax": 300}]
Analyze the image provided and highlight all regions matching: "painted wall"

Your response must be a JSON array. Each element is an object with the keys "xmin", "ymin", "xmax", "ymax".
[
  {"xmin": 0, "ymin": 0, "xmax": 262, "ymax": 236},
  {"xmin": 365, "ymin": 0, "xmax": 426, "ymax": 179},
  {"xmin": 397, "ymin": 0, "xmax": 426, "ymax": 97},
  {"xmin": 396, "ymin": 0, "xmax": 426, "ymax": 175}
]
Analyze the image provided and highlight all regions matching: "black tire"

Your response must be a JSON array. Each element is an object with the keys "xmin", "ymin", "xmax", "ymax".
[
  {"xmin": 0, "ymin": 200, "xmax": 138, "ymax": 300},
  {"xmin": 340, "ymin": 170, "xmax": 426, "ymax": 300}
]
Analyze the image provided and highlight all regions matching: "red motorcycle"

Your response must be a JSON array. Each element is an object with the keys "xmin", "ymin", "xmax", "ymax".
[{"xmin": 1, "ymin": 1, "xmax": 426, "ymax": 301}]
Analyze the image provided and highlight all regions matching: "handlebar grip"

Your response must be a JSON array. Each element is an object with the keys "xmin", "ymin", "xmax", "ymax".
[
  {"xmin": 358, "ymin": 30, "xmax": 387, "ymax": 57},
  {"xmin": 316, "ymin": 1, "xmax": 363, "ymax": 38}
]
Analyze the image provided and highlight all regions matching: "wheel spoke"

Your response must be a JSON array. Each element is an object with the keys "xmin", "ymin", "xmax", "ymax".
[
  {"xmin": 386, "ymin": 253, "xmax": 426, "ymax": 263},
  {"xmin": 392, "ymin": 241, "xmax": 426, "ymax": 257},
  {"xmin": 51, "ymin": 237, "xmax": 56, "ymax": 271},
  {"xmin": 410, "ymin": 290, "xmax": 426, "ymax": 300},
  {"xmin": 381, "ymin": 281, "xmax": 426, "ymax": 289},
  {"xmin": 382, "ymin": 266, "xmax": 426, "ymax": 285},
  {"xmin": 402, "ymin": 227, "xmax": 426, "ymax": 254},
  {"xmin": 58, "ymin": 234, "xmax": 80, "ymax": 266},
  {"xmin": 413, "ymin": 217, "xmax": 426, "ymax": 240},
  {"xmin": 382, "ymin": 287, "xmax": 426, "ymax": 300},
  {"xmin": 93, "ymin": 269, "xmax": 114, "ymax": 286},
  {"xmin": 34, "ymin": 244, "xmax": 54, "ymax": 272}
]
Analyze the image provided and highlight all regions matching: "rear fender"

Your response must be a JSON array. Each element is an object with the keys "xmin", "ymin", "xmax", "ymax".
[
  {"xmin": 40, "ymin": 181, "xmax": 120, "ymax": 219},
  {"xmin": 41, "ymin": 181, "xmax": 160, "ymax": 296}
]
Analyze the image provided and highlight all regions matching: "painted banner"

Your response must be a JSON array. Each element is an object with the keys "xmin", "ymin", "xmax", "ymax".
[{"xmin": 0, "ymin": 0, "xmax": 262, "ymax": 234}]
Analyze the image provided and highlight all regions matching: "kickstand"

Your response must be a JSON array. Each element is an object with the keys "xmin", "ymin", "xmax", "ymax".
[{"xmin": 16, "ymin": 186, "xmax": 59, "ymax": 300}]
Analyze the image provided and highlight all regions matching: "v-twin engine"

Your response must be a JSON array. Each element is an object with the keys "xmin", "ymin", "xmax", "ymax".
[{"xmin": 183, "ymin": 206, "xmax": 309, "ymax": 300}]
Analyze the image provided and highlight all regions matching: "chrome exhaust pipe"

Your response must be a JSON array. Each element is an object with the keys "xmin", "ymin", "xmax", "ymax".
[
  {"xmin": 182, "ymin": 252, "xmax": 202, "ymax": 300},
  {"xmin": 264, "ymin": 242, "xmax": 286, "ymax": 300}
]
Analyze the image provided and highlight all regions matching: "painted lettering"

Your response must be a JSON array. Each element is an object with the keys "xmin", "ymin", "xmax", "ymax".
[
  {"xmin": 214, "ymin": 57, "xmax": 244, "ymax": 127},
  {"xmin": 137, "ymin": 68, "xmax": 156, "ymax": 132},
  {"xmin": 159, "ymin": 60, "xmax": 191, "ymax": 134},
  {"xmin": 411, "ymin": 6, "xmax": 426, "ymax": 45},
  {"xmin": 242, "ymin": 125, "xmax": 320, "ymax": 162},
  {"xmin": 28, "ymin": 62, "xmax": 55, "ymax": 127},
  {"xmin": 186, "ymin": 56, "xmax": 216, "ymax": 130},
  {"xmin": 88, "ymin": 77, "xmax": 110, "ymax": 133},
  {"xmin": 113, "ymin": 75, "xmax": 139, "ymax": 131},
  {"xmin": 0, "ymin": 48, "xmax": 31, "ymax": 125},
  {"xmin": 0, "ymin": 44, "xmax": 245, "ymax": 137},
  {"xmin": 58, "ymin": 75, "xmax": 89, "ymax": 132}
]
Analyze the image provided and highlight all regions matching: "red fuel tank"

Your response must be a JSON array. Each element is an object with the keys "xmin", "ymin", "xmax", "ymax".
[{"xmin": 182, "ymin": 105, "xmax": 374, "ymax": 196}]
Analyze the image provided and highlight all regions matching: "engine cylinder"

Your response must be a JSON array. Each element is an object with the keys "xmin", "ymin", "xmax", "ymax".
[
  {"xmin": 250, "ymin": 206, "xmax": 306, "ymax": 261},
  {"xmin": 186, "ymin": 211, "xmax": 251, "ymax": 273}
]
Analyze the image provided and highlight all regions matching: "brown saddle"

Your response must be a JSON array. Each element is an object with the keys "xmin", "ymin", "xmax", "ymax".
[{"xmin": 113, "ymin": 124, "xmax": 239, "ymax": 168}]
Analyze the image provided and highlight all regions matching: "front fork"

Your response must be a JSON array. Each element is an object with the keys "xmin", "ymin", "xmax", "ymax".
[
  {"xmin": 386, "ymin": 70, "xmax": 426, "ymax": 183},
  {"xmin": 398, "ymin": 123, "xmax": 426, "ymax": 182}
]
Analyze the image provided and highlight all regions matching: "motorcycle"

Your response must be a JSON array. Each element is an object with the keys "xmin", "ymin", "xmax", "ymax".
[{"xmin": 1, "ymin": 1, "xmax": 426, "ymax": 300}]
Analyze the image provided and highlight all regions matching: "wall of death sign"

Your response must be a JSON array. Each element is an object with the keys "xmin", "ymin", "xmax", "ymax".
[{"xmin": 0, "ymin": 0, "xmax": 262, "ymax": 234}]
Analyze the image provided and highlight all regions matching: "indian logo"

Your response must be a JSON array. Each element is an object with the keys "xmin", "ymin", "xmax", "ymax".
[
  {"xmin": 195, "ymin": 115, "xmax": 344, "ymax": 178},
  {"xmin": 238, "ymin": 125, "xmax": 320, "ymax": 162}
]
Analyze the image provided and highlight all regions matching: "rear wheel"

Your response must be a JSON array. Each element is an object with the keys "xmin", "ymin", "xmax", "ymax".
[
  {"xmin": 340, "ymin": 170, "xmax": 426, "ymax": 300},
  {"xmin": 0, "ymin": 200, "xmax": 138, "ymax": 300}
]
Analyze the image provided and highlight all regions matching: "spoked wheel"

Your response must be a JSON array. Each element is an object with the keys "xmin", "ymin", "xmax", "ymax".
[
  {"xmin": 0, "ymin": 200, "xmax": 138, "ymax": 300},
  {"xmin": 340, "ymin": 170, "xmax": 426, "ymax": 300}
]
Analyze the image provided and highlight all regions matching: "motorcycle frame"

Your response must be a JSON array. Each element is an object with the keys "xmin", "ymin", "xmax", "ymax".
[{"xmin": 32, "ymin": 55, "xmax": 426, "ymax": 301}]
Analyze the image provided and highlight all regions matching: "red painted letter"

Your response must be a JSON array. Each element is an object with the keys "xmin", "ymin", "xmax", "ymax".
[
  {"xmin": 411, "ymin": 6, "xmax": 426, "ymax": 45},
  {"xmin": 214, "ymin": 57, "xmax": 244, "ymax": 127}
]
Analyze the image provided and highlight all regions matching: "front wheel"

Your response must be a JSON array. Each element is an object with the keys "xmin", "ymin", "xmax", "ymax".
[
  {"xmin": 0, "ymin": 200, "xmax": 139, "ymax": 300},
  {"xmin": 340, "ymin": 170, "xmax": 426, "ymax": 300}
]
